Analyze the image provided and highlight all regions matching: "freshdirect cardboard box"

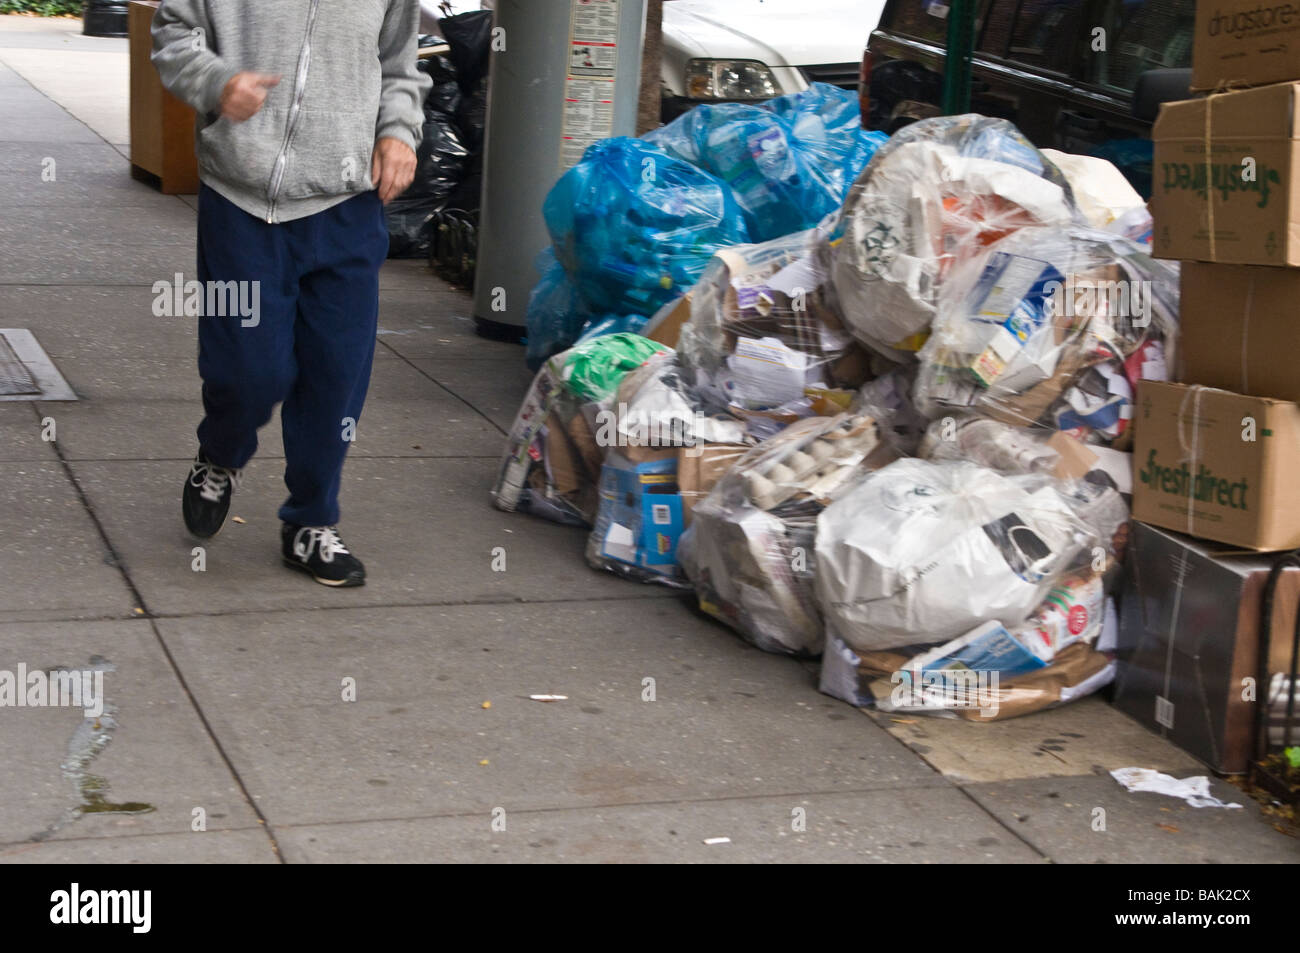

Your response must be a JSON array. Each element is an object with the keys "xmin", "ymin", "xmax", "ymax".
[
  {"xmin": 1193, "ymin": 0, "xmax": 1300, "ymax": 91},
  {"xmin": 1114, "ymin": 520, "xmax": 1300, "ymax": 773},
  {"xmin": 1180, "ymin": 261, "xmax": 1300, "ymax": 403},
  {"xmin": 1151, "ymin": 82, "xmax": 1300, "ymax": 265},
  {"xmin": 1132, "ymin": 380, "xmax": 1300, "ymax": 550}
]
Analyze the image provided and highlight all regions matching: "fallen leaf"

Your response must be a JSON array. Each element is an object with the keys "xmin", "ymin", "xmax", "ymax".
[
  {"xmin": 891, "ymin": 718, "xmax": 918, "ymax": 724},
  {"xmin": 478, "ymin": 759, "xmax": 489, "ymax": 766},
  {"xmin": 481, "ymin": 701, "xmax": 491, "ymax": 709},
  {"xmin": 1156, "ymin": 823, "xmax": 1180, "ymax": 834}
]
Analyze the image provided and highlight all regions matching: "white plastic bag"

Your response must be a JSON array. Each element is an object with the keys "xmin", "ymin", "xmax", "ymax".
[
  {"xmin": 829, "ymin": 116, "xmax": 1079, "ymax": 362},
  {"xmin": 814, "ymin": 458, "xmax": 1094, "ymax": 651}
]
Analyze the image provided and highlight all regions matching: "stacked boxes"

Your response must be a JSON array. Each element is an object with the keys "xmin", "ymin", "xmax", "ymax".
[
  {"xmin": 1145, "ymin": 0, "xmax": 1300, "ymax": 548},
  {"xmin": 1124, "ymin": 2, "xmax": 1300, "ymax": 768}
]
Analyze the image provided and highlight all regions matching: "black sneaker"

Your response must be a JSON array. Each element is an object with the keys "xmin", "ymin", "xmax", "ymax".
[
  {"xmin": 281, "ymin": 523, "xmax": 366, "ymax": 588},
  {"xmin": 182, "ymin": 450, "xmax": 241, "ymax": 539}
]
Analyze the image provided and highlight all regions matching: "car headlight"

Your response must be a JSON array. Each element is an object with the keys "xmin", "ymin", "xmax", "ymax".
[{"xmin": 685, "ymin": 59, "xmax": 782, "ymax": 100}]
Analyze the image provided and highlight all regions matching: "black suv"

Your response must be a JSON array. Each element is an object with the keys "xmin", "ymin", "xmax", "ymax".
[{"xmin": 861, "ymin": 0, "xmax": 1194, "ymax": 195}]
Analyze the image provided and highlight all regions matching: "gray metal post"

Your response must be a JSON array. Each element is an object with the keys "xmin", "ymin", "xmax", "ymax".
[{"xmin": 473, "ymin": 0, "xmax": 648, "ymax": 338}]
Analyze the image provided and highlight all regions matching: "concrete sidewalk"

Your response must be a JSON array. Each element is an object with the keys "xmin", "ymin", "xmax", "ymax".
[{"xmin": 0, "ymin": 14, "xmax": 1294, "ymax": 863}]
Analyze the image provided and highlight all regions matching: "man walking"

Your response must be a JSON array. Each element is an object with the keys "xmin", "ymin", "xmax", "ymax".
[{"xmin": 152, "ymin": 1, "xmax": 430, "ymax": 587}]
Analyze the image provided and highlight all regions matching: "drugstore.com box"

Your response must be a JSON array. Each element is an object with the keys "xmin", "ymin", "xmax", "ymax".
[
  {"xmin": 1132, "ymin": 381, "xmax": 1300, "ymax": 550},
  {"xmin": 1194, "ymin": 0, "xmax": 1300, "ymax": 91}
]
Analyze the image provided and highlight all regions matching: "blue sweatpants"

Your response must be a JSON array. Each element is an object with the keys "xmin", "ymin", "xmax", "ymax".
[{"xmin": 195, "ymin": 184, "xmax": 388, "ymax": 527}]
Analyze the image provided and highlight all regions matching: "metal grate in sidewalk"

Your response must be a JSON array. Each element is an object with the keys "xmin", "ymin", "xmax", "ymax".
[
  {"xmin": 0, "ymin": 333, "xmax": 39, "ymax": 396},
  {"xmin": 0, "ymin": 329, "xmax": 77, "ymax": 401}
]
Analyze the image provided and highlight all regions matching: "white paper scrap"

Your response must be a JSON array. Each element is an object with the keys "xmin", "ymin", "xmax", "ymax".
[{"xmin": 1110, "ymin": 767, "xmax": 1243, "ymax": 809}]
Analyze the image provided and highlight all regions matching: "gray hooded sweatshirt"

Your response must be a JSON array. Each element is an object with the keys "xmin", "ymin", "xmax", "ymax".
[{"xmin": 152, "ymin": 0, "xmax": 431, "ymax": 224}]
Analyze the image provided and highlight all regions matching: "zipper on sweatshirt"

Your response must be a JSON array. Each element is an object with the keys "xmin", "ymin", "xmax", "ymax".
[{"xmin": 265, "ymin": 0, "xmax": 322, "ymax": 223}]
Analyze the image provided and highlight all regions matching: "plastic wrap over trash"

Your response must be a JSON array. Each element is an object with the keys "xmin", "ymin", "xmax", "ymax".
[
  {"xmin": 493, "ymin": 334, "xmax": 669, "ymax": 527},
  {"xmin": 814, "ymin": 458, "xmax": 1096, "ymax": 652},
  {"xmin": 821, "ymin": 621, "xmax": 1118, "ymax": 717},
  {"xmin": 681, "ymin": 414, "xmax": 885, "ymax": 655},
  {"xmin": 646, "ymin": 84, "xmax": 887, "ymax": 242},
  {"xmin": 918, "ymin": 416, "xmax": 1132, "ymax": 570},
  {"xmin": 611, "ymin": 353, "xmax": 748, "ymax": 450},
  {"xmin": 584, "ymin": 353, "xmax": 753, "ymax": 585},
  {"xmin": 913, "ymin": 225, "xmax": 1178, "ymax": 448},
  {"xmin": 857, "ymin": 367, "xmax": 930, "ymax": 456},
  {"xmin": 544, "ymin": 137, "xmax": 749, "ymax": 321},
  {"xmin": 829, "ymin": 115, "xmax": 1080, "ymax": 362},
  {"xmin": 820, "ymin": 567, "xmax": 1119, "ymax": 720},
  {"xmin": 676, "ymin": 228, "xmax": 873, "ymax": 412}
]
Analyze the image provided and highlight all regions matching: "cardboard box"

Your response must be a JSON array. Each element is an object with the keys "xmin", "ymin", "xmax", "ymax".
[
  {"xmin": 1180, "ymin": 261, "xmax": 1300, "ymax": 403},
  {"xmin": 1114, "ymin": 520, "xmax": 1300, "ymax": 773},
  {"xmin": 1193, "ymin": 0, "xmax": 1300, "ymax": 91},
  {"xmin": 1151, "ymin": 82, "xmax": 1300, "ymax": 265},
  {"xmin": 676, "ymin": 443, "xmax": 747, "ymax": 523},
  {"xmin": 591, "ymin": 451, "xmax": 685, "ymax": 577},
  {"xmin": 1132, "ymin": 380, "xmax": 1300, "ymax": 550}
]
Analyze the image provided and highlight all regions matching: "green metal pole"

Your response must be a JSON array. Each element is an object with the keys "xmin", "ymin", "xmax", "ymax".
[{"xmin": 941, "ymin": 0, "xmax": 976, "ymax": 115}]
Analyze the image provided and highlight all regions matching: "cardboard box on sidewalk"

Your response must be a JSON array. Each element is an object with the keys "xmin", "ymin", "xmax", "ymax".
[
  {"xmin": 1193, "ymin": 0, "xmax": 1300, "ymax": 92},
  {"xmin": 1114, "ymin": 520, "xmax": 1300, "ymax": 773},
  {"xmin": 1132, "ymin": 380, "xmax": 1300, "ymax": 550},
  {"xmin": 1151, "ymin": 82, "xmax": 1300, "ymax": 265},
  {"xmin": 1179, "ymin": 261, "xmax": 1300, "ymax": 404}
]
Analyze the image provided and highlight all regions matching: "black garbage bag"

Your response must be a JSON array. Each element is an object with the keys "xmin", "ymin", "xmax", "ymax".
[
  {"xmin": 385, "ymin": 56, "xmax": 472, "ymax": 259},
  {"xmin": 453, "ymin": 81, "xmax": 488, "ymax": 156},
  {"xmin": 84, "ymin": 0, "xmax": 129, "ymax": 37},
  {"xmin": 429, "ymin": 207, "xmax": 478, "ymax": 289},
  {"xmin": 439, "ymin": 10, "xmax": 493, "ymax": 93}
]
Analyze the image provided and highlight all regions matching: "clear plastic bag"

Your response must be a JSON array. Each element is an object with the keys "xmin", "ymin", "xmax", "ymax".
[
  {"xmin": 919, "ymin": 415, "xmax": 1132, "ymax": 573},
  {"xmin": 913, "ymin": 224, "xmax": 1179, "ymax": 448},
  {"xmin": 820, "ymin": 563, "xmax": 1118, "ymax": 721},
  {"xmin": 814, "ymin": 457, "xmax": 1097, "ymax": 652},
  {"xmin": 828, "ymin": 115, "xmax": 1081, "ymax": 362},
  {"xmin": 675, "ymin": 228, "xmax": 874, "ymax": 413},
  {"xmin": 819, "ymin": 625, "xmax": 1117, "ymax": 722},
  {"xmin": 680, "ymin": 413, "xmax": 884, "ymax": 655},
  {"xmin": 493, "ymin": 334, "xmax": 670, "ymax": 527},
  {"xmin": 584, "ymin": 354, "xmax": 752, "ymax": 586}
]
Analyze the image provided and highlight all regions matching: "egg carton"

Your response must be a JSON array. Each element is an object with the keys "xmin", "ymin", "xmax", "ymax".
[{"xmin": 742, "ymin": 416, "xmax": 879, "ymax": 511}]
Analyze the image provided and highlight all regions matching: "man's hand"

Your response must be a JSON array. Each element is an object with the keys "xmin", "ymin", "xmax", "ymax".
[
  {"xmin": 370, "ymin": 137, "xmax": 417, "ymax": 204},
  {"xmin": 219, "ymin": 72, "xmax": 280, "ymax": 122}
]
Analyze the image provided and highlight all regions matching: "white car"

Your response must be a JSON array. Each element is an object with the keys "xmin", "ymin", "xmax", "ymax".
[{"xmin": 661, "ymin": 0, "xmax": 886, "ymax": 120}]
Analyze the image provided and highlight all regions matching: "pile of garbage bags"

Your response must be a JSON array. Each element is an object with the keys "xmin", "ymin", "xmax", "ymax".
[
  {"xmin": 526, "ymin": 83, "xmax": 888, "ymax": 368},
  {"xmin": 386, "ymin": 10, "xmax": 492, "ymax": 276},
  {"xmin": 493, "ymin": 112, "xmax": 1174, "ymax": 724}
]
